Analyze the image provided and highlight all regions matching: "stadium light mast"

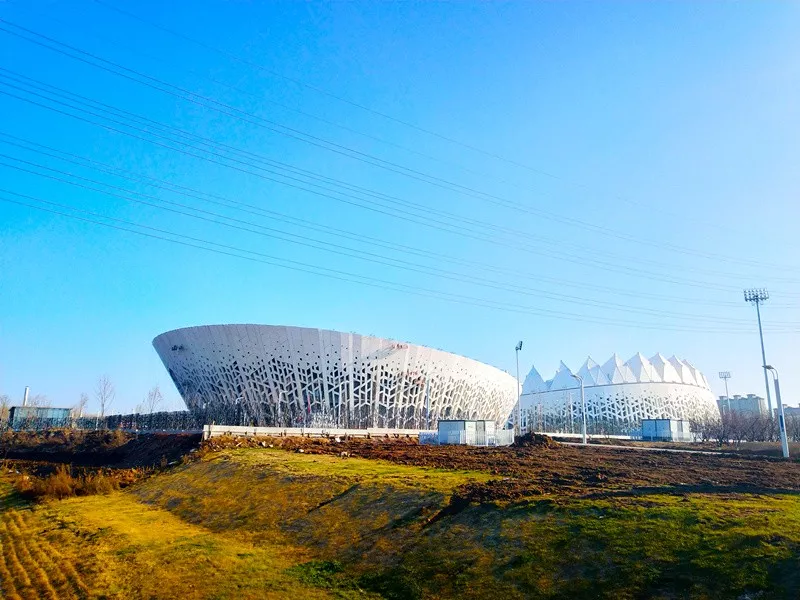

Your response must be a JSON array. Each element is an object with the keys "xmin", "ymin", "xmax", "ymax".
[
  {"xmin": 718, "ymin": 371, "xmax": 732, "ymax": 414},
  {"xmin": 764, "ymin": 366, "xmax": 789, "ymax": 458},
  {"xmin": 744, "ymin": 289, "xmax": 772, "ymax": 415},
  {"xmin": 569, "ymin": 372, "xmax": 587, "ymax": 445},
  {"xmin": 515, "ymin": 341, "xmax": 523, "ymax": 436}
]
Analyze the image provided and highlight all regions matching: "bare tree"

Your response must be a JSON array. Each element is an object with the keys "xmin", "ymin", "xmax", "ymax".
[
  {"xmin": 72, "ymin": 392, "xmax": 90, "ymax": 419},
  {"xmin": 144, "ymin": 384, "xmax": 164, "ymax": 415},
  {"xmin": 0, "ymin": 394, "xmax": 9, "ymax": 424},
  {"xmin": 95, "ymin": 375, "xmax": 115, "ymax": 419},
  {"xmin": 27, "ymin": 394, "xmax": 51, "ymax": 408}
]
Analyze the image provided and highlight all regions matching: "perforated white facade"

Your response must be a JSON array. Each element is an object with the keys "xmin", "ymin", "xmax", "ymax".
[
  {"xmin": 153, "ymin": 325, "xmax": 517, "ymax": 429},
  {"xmin": 521, "ymin": 353, "xmax": 719, "ymax": 426}
]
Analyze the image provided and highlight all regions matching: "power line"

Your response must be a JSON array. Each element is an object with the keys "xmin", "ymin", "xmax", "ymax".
[
  {"xmin": 89, "ymin": 0, "xmax": 569, "ymax": 180},
  {"xmin": 18, "ymin": 0, "xmax": 764, "ymax": 242},
  {"xmin": 3, "ymin": 68, "xmax": 786, "ymax": 285},
  {"xmin": 0, "ymin": 19, "xmax": 790, "ymax": 272},
  {"xmin": 7, "ymin": 130, "xmax": 792, "ymax": 309},
  {"xmin": 2, "ymin": 190, "xmax": 795, "ymax": 334},
  {"xmin": 8, "ymin": 156, "xmax": 797, "ymax": 327},
  {"xmin": 1, "ymin": 78, "xmax": 793, "ymax": 294}
]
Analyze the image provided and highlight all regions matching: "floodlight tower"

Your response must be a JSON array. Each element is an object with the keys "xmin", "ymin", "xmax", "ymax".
[
  {"xmin": 743, "ymin": 289, "xmax": 772, "ymax": 415},
  {"xmin": 718, "ymin": 372, "xmax": 732, "ymax": 414}
]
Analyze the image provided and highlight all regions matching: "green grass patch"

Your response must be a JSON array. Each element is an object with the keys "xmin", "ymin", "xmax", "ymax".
[{"xmin": 4, "ymin": 449, "xmax": 800, "ymax": 599}]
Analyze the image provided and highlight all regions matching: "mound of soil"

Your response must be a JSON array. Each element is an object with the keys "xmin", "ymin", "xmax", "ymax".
[
  {"xmin": 513, "ymin": 432, "xmax": 558, "ymax": 448},
  {"xmin": 0, "ymin": 430, "xmax": 201, "ymax": 468},
  {"xmin": 204, "ymin": 434, "xmax": 800, "ymax": 502}
]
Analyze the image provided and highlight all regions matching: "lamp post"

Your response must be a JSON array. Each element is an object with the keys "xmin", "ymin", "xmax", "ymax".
[
  {"xmin": 515, "ymin": 341, "xmax": 523, "ymax": 436},
  {"xmin": 570, "ymin": 372, "xmax": 586, "ymax": 445},
  {"xmin": 718, "ymin": 371, "xmax": 732, "ymax": 414},
  {"xmin": 764, "ymin": 365, "xmax": 789, "ymax": 458},
  {"xmin": 744, "ymin": 289, "xmax": 772, "ymax": 416}
]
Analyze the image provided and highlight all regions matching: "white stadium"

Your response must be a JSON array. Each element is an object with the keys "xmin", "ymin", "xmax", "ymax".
[
  {"xmin": 521, "ymin": 353, "xmax": 720, "ymax": 432},
  {"xmin": 153, "ymin": 325, "xmax": 518, "ymax": 429}
]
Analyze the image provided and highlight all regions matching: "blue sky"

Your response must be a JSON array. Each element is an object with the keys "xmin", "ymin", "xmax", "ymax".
[{"xmin": 1, "ymin": 1, "xmax": 798, "ymax": 414}]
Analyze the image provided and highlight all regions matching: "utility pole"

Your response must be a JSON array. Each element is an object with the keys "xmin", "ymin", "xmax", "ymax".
[
  {"xmin": 764, "ymin": 366, "xmax": 789, "ymax": 458},
  {"xmin": 744, "ymin": 289, "xmax": 772, "ymax": 415},
  {"xmin": 569, "ymin": 373, "xmax": 586, "ymax": 445},
  {"xmin": 515, "ymin": 341, "xmax": 523, "ymax": 436},
  {"xmin": 718, "ymin": 371, "xmax": 732, "ymax": 414}
]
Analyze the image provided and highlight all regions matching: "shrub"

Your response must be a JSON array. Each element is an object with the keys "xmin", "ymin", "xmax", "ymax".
[{"xmin": 11, "ymin": 465, "xmax": 140, "ymax": 501}]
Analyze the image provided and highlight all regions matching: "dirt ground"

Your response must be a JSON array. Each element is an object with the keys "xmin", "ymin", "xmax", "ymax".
[
  {"xmin": 5, "ymin": 430, "xmax": 800, "ymax": 502},
  {"xmin": 0, "ymin": 430, "xmax": 201, "ymax": 468},
  {"xmin": 205, "ymin": 434, "xmax": 800, "ymax": 501}
]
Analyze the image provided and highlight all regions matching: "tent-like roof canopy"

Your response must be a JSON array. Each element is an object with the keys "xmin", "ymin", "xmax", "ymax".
[{"xmin": 522, "ymin": 353, "xmax": 711, "ymax": 395}]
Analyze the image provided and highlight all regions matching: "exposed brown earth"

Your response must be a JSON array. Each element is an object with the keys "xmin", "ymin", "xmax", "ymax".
[
  {"xmin": 4, "ymin": 430, "xmax": 800, "ymax": 504},
  {"xmin": 204, "ymin": 434, "xmax": 800, "ymax": 501},
  {"xmin": 0, "ymin": 430, "xmax": 201, "ymax": 468}
]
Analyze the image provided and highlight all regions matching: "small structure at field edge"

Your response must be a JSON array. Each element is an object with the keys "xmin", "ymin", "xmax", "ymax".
[
  {"xmin": 437, "ymin": 419, "xmax": 513, "ymax": 446},
  {"xmin": 641, "ymin": 418, "xmax": 694, "ymax": 442}
]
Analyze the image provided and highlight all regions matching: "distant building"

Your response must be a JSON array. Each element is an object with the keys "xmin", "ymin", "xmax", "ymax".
[
  {"xmin": 9, "ymin": 406, "xmax": 72, "ymax": 429},
  {"xmin": 778, "ymin": 406, "xmax": 800, "ymax": 418},
  {"xmin": 718, "ymin": 394, "xmax": 767, "ymax": 416},
  {"xmin": 521, "ymin": 353, "xmax": 719, "ymax": 428}
]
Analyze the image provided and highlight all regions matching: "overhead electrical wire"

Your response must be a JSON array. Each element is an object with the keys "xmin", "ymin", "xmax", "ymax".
[
  {"xmin": 2, "ymin": 68, "xmax": 787, "ymax": 286},
  {"xmin": 2, "ymin": 78, "xmax": 796, "ymax": 295},
  {"xmin": 0, "ymin": 18, "xmax": 792, "ymax": 272},
  {"xmin": 2, "ymin": 191, "xmax": 795, "ymax": 335},
  {"xmin": 6, "ymin": 131, "xmax": 792, "ymax": 310},
  {"xmin": 15, "ymin": 0, "xmax": 766, "ymax": 241},
  {"xmin": 7, "ymin": 156, "xmax": 798, "ymax": 328}
]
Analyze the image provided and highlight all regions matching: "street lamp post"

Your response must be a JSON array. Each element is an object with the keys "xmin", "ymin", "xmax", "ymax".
[
  {"xmin": 718, "ymin": 371, "xmax": 732, "ymax": 414},
  {"xmin": 570, "ymin": 373, "xmax": 586, "ymax": 445},
  {"xmin": 764, "ymin": 365, "xmax": 789, "ymax": 458},
  {"xmin": 515, "ymin": 341, "xmax": 523, "ymax": 436},
  {"xmin": 744, "ymin": 289, "xmax": 772, "ymax": 416}
]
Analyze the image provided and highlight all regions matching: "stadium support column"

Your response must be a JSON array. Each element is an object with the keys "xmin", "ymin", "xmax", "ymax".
[{"xmin": 425, "ymin": 378, "xmax": 430, "ymax": 430}]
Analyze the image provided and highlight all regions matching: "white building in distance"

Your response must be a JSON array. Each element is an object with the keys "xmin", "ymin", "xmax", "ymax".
[
  {"xmin": 153, "ymin": 325, "xmax": 518, "ymax": 429},
  {"xmin": 521, "ymin": 353, "xmax": 720, "ymax": 429}
]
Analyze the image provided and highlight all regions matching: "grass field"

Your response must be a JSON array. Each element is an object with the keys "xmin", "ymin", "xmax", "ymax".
[{"xmin": 2, "ymin": 446, "xmax": 800, "ymax": 598}]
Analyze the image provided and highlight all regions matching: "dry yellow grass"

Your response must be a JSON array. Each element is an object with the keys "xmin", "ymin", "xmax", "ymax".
[
  {"xmin": 0, "ymin": 476, "xmax": 365, "ymax": 599},
  {"xmin": 3, "ymin": 449, "xmax": 800, "ymax": 599}
]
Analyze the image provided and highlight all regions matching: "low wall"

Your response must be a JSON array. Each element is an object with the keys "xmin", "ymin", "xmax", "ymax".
[{"xmin": 202, "ymin": 424, "xmax": 432, "ymax": 440}]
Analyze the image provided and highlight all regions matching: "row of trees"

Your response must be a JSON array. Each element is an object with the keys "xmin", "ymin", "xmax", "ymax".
[
  {"xmin": 0, "ymin": 377, "xmax": 167, "ymax": 425},
  {"xmin": 691, "ymin": 411, "xmax": 800, "ymax": 445}
]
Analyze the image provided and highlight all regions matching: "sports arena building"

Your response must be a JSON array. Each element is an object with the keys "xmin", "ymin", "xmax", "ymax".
[
  {"xmin": 153, "ymin": 325, "xmax": 518, "ymax": 429},
  {"xmin": 521, "ymin": 353, "xmax": 719, "ymax": 432}
]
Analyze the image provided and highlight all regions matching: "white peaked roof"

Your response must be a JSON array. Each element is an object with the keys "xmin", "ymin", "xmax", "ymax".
[
  {"xmin": 650, "ymin": 353, "xmax": 682, "ymax": 383},
  {"xmin": 549, "ymin": 361, "xmax": 578, "ymax": 391},
  {"xmin": 521, "ymin": 365, "xmax": 546, "ymax": 395},
  {"xmin": 601, "ymin": 354, "xmax": 636, "ymax": 384},
  {"xmin": 626, "ymin": 353, "xmax": 662, "ymax": 383},
  {"xmin": 683, "ymin": 359, "xmax": 710, "ymax": 389},
  {"xmin": 523, "ymin": 352, "xmax": 711, "ymax": 392},
  {"xmin": 577, "ymin": 357, "xmax": 611, "ymax": 386},
  {"xmin": 668, "ymin": 356, "xmax": 697, "ymax": 386}
]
